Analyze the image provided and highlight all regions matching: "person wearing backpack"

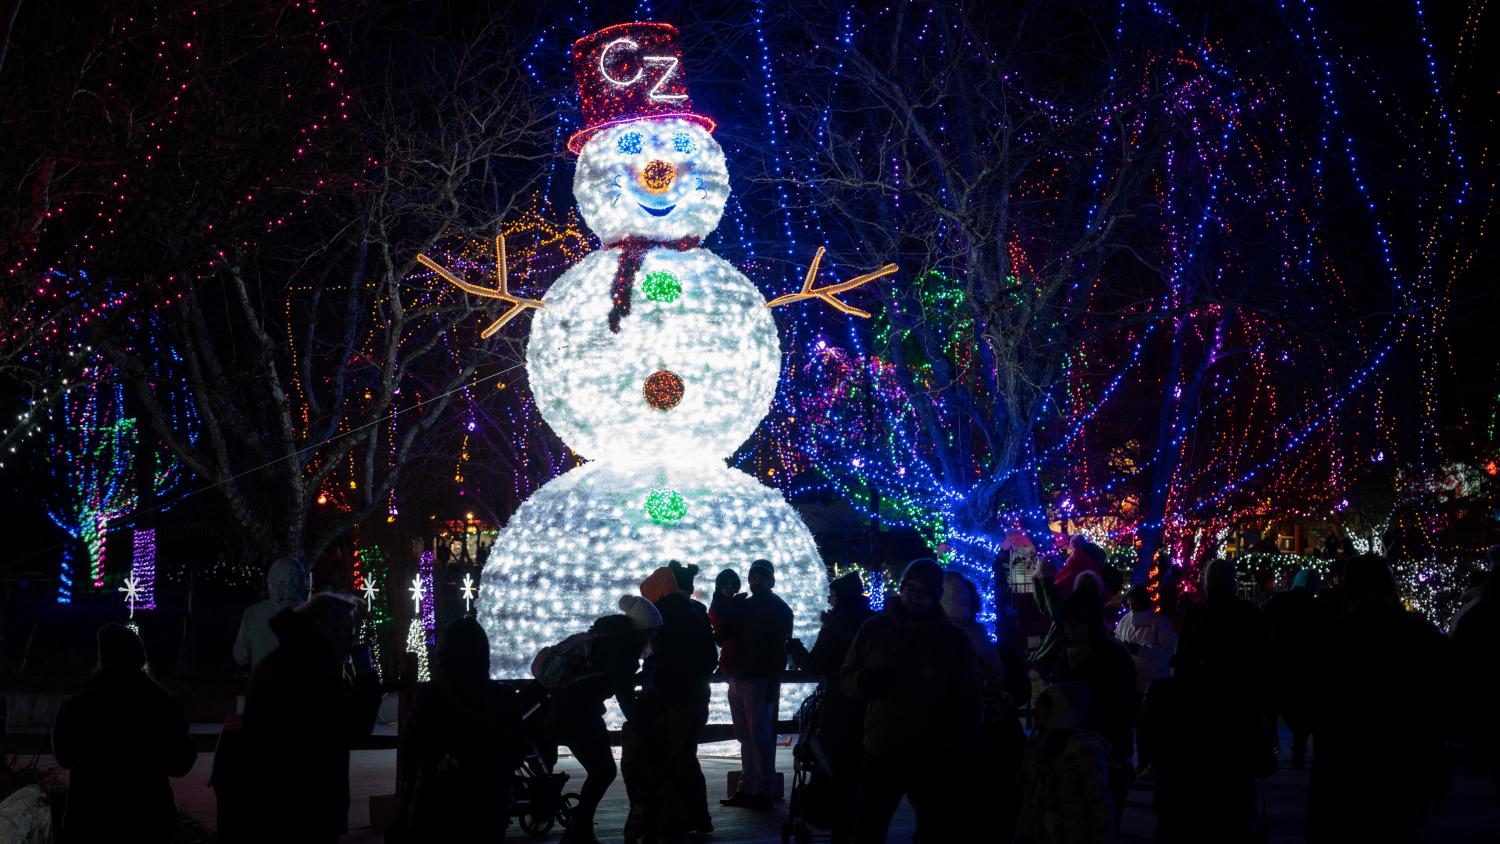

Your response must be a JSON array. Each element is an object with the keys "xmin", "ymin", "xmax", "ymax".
[
  {"xmin": 392, "ymin": 617, "xmax": 525, "ymax": 841},
  {"xmin": 547, "ymin": 595, "xmax": 661, "ymax": 844}
]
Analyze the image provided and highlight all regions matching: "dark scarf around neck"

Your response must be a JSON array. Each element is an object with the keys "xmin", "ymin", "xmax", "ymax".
[{"xmin": 606, "ymin": 235, "xmax": 702, "ymax": 333}]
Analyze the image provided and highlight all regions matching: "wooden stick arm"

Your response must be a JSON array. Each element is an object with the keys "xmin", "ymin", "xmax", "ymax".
[
  {"xmin": 765, "ymin": 246, "xmax": 897, "ymax": 319},
  {"xmin": 420, "ymin": 235, "xmax": 543, "ymax": 338}
]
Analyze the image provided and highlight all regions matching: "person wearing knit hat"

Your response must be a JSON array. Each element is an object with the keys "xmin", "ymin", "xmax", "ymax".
[
  {"xmin": 899, "ymin": 558, "xmax": 945, "ymax": 608},
  {"xmin": 828, "ymin": 570, "xmax": 866, "ymax": 604},
  {"xmin": 721, "ymin": 558, "xmax": 793, "ymax": 811},
  {"xmin": 787, "ymin": 568, "xmax": 873, "ymax": 842},
  {"xmin": 841, "ymin": 557, "xmax": 980, "ymax": 840},
  {"xmin": 52, "ymin": 624, "xmax": 197, "ymax": 843},
  {"xmin": 619, "ymin": 593, "xmax": 665, "ymax": 630},
  {"xmin": 639, "ymin": 566, "xmax": 679, "ymax": 606},
  {"xmin": 668, "ymin": 560, "xmax": 701, "ymax": 595}
]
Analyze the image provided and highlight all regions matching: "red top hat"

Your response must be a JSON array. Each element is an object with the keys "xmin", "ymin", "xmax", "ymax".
[{"xmin": 568, "ymin": 22, "xmax": 716, "ymax": 155}]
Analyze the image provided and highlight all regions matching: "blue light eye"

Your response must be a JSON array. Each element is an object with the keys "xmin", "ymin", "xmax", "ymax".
[
  {"xmin": 617, "ymin": 132, "xmax": 643, "ymax": 155},
  {"xmin": 672, "ymin": 132, "xmax": 696, "ymax": 154}
]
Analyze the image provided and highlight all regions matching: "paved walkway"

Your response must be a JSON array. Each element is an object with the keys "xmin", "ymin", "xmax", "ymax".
[{"xmin": 34, "ymin": 730, "xmax": 1500, "ymax": 842}]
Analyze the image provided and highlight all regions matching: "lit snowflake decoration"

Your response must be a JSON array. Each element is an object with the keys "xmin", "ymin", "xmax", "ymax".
[
  {"xmin": 460, "ymin": 572, "xmax": 477, "ymax": 614},
  {"xmin": 361, "ymin": 578, "xmax": 380, "ymax": 612},
  {"xmin": 119, "ymin": 575, "xmax": 142, "ymax": 619},
  {"xmin": 408, "ymin": 573, "xmax": 424, "ymax": 615}
]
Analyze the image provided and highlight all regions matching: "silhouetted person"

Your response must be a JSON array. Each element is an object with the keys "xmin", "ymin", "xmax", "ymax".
[
  {"xmin": 232, "ymin": 557, "xmax": 307, "ymax": 670},
  {"xmin": 1051, "ymin": 575, "xmax": 1136, "ymax": 828},
  {"xmin": 708, "ymin": 567, "xmax": 743, "ymax": 678},
  {"xmin": 1310, "ymin": 555, "xmax": 1451, "ymax": 843},
  {"xmin": 721, "ymin": 558, "xmax": 793, "ymax": 810},
  {"xmin": 1145, "ymin": 558, "xmax": 1273, "ymax": 843},
  {"xmin": 633, "ymin": 563, "xmax": 717, "ymax": 836},
  {"xmin": 1452, "ymin": 551, "xmax": 1500, "ymax": 803},
  {"xmin": 52, "ymin": 624, "xmax": 196, "ymax": 844},
  {"xmin": 1265, "ymin": 568, "xmax": 1327, "ymax": 769},
  {"xmin": 1114, "ymin": 584, "xmax": 1176, "ymax": 700},
  {"xmin": 842, "ymin": 558, "xmax": 981, "ymax": 842},
  {"xmin": 1015, "ymin": 683, "xmax": 1114, "ymax": 844},
  {"xmin": 241, "ymin": 593, "xmax": 381, "ymax": 842},
  {"xmin": 552, "ymin": 595, "xmax": 659, "ymax": 844},
  {"xmin": 395, "ymin": 617, "xmax": 525, "ymax": 840},
  {"xmin": 788, "ymin": 570, "xmax": 873, "ymax": 844}
]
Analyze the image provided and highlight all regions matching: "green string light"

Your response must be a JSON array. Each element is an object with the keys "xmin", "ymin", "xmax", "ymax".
[
  {"xmin": 642, "ymin": 270, "xmax": 682, "ymax": 303},
  {"xmin": 644, "ymin": 487, "xmax": 688, "ymax": 523}
]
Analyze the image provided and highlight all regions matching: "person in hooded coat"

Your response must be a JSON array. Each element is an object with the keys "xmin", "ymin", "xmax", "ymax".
[
  {"xmin": 1309, "ymin": 555, "xmax": 1451, "ymax": 842},
  {"xmin": 240, "ymin": 593, "xmax": 382, "ymax": 842},
  {"xmin": 841, "ymin": 559, "xmax": 981, "ymax": 843},
  {"xmin": 1015, "ymin": 682, "xmax": 1114, "ymax": 844},
  {"xmin": 233, "ymin": 557, "xmax": 307, "ymax": 669},
  {"xmin": 394, "ymin": 617, "xmax": 526, "ymax": 841},
  {"xmin": 1264, "ymin": 568, "xmax": 1327, "ymax": 769},
  {"xmin": 553, "ymin": 595, "xmax": 660, "ymax": 844},
  {"xmin": 788, "ymin": 570, "xmax": 874, "ymax": 844},
  {"xmin": 52, "ymin": 624, "xmax": 197, "ymax": 844}
]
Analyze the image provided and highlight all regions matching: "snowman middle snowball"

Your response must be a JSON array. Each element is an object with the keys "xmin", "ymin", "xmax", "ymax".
[{"xmin": 527, "ymin": 119, "xmax": 781, "ymax": 463}]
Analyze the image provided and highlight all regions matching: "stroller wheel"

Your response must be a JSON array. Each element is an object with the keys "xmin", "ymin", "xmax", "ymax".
[
  {"xmin": 518, "ymin": 811, "xmax": 554, "ymax": 838},
  {"xmin": 557, "ymin": 792, "xmax": 580, "ymax": 827}
]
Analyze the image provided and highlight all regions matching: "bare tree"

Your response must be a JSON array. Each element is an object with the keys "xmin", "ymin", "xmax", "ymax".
[{"xmin": 75, "ymin": 7, "xmax": 559, "ymax": 568}]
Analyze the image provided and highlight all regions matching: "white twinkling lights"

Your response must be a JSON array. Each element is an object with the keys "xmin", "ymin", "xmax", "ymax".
[
  {"xmin": 526, "ymin": 248, "xmax": 780, "ymax": 463},
  {"xmin": 478, "ymin": 461, "xmax": 827, "ymax": 678}
]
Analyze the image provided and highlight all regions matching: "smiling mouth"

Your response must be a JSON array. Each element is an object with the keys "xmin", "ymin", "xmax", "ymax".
[{"xmin": 637, "ymin": 202, "xmax": 676, "ymax": 217}]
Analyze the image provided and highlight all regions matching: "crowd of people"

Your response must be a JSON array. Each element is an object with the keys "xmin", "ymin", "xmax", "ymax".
[{"xmin": 47, "ymin": 541, "xmax": 1500, "ymax": 843}]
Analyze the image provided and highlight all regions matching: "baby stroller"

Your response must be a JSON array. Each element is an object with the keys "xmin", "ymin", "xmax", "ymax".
[
  {"xmin": 782, "ymin": 688, "xmax": 836, "ymax": 844},
  {"xmin": 510, "ymin": 689, "xmax": 581, "ymax": 838}
]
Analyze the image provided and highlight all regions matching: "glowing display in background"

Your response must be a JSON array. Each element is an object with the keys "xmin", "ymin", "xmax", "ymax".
[
  {"xmin": 477, "ymin": 460, "xmax": 827, "ymax": 679},
  {"xmin": 476, "ymin": 32, "xmax": 829, "ymax": 679},
  {"xmin": 130, "ymin": 529, "xmax": 156, "ymax": 611}
]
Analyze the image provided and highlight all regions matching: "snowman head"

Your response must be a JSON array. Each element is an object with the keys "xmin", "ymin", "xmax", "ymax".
[{"xmin": 574, "ymin": 118, "xmax": 729, "ymax": 244}]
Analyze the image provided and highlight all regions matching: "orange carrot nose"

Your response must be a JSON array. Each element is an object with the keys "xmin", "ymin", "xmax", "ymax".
[{"xmin": 641, "ymin": 159, "xmax": 676, "ymax": 193}]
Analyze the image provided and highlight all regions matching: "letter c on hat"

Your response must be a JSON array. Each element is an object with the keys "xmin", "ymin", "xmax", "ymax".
[{"xmin": 600, "ymin": 38, "xmax": 644, "ymax": 86}]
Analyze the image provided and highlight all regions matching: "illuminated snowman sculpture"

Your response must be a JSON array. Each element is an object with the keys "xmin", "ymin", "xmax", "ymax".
[{"xmin": 422, "ymin": 23, "xmax": 895, "ymax": 678}]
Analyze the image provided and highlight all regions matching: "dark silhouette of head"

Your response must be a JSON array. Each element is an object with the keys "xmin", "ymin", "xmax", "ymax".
[
  {"xmin": 898, "ymin": 558, "xmax": 944, "ymax": 615},
  {"xmin": 1202, "ymin": 558, "xmax": 1237, "ymax": 602},
  {"xmin": 668, "ymin": 560, "xmax": 700, "ymax": 593},
  {"xmin": 715, "ymin": 568, "xmax": 741, "ymax": 598},
  {"xmin": 1060, "ymin": 575, "xmax": 1104, "ymax": 646},
  {"xmin": 1125, "ymin": 584, "xmax": 1151, "ymax": 612},
  {"xmin": 748, "ymin": 559, "xmax": 775, "ymax": 594},
  {"xmin": 1343, "ymin": 554, "xmax": 1398, "ymax": 606},
  {"xmin": 436, "ymin": 616, "xmax": 491, "ymax": 687},
  {"xmin": 300, "ymin": 592, "xmax": 358, "ymax": 655},
  {"xmin": 829, "ymin": 570, "xmax": 867, "ymax": 611},
  {"xmin": 97, "ymin": 623, "xmax": 146, "ymax": 674}
]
